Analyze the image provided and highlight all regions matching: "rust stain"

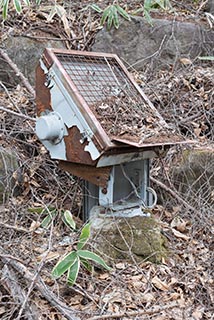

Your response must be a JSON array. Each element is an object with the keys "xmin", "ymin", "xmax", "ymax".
[
  {"xmin": 59, "ymin": 161, "xmax": 111, "ymax": 187},
  {"xmin": 35, "ymin": 65, "xmax": 52, "ymax": 116},
  {"xmin": 64, "ymin": 126, "xmax": 97, "ymax": 166}
]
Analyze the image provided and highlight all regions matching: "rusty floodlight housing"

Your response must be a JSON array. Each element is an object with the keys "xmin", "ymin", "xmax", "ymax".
[{"xmin": 36, "ymin": 48, "xmax": 188, "ymax": 189}]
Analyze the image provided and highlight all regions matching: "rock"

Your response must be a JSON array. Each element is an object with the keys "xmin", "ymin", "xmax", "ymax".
[
  {"xmin": 92, "ymin": 16, "xmax": 214, "ymax": 71},
  {"xmin": 172, "ymin": 148, "xmax": 214, "ymax": 208},
  {"xmin": 90, "ymin": 213, "xmax": 167, "ymax": 264},
  {"xmin": 0, "ymin": 34, "xmax": 65, "ymax": 86},
  {"xmin": 205, "ymin": 0, "xmax": 214, "ymax": 15},
  {"xmin": 0, "ymin": 148, "xmax": 19, "ymax": 203}
]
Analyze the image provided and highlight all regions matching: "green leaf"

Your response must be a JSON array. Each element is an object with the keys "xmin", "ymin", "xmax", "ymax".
[
  {"xmin": 63, "ymin": 210, "xmax": 76, "ymax": 230},
  {"xmin": 100, "ymin": 5, "xmax": 111, "ymax": 26},
  {"xmin": 113, "ymin": 7, "xmax": 119, "ymax": 29},
  {"xmin": 13, "ymin": 0, "xmax": 22, "ymax": 13},
  {"xmin": 28, "ymin": 206, "xmax": 55, "ymax": 214},
  {"xmin": 144, "ymin": 0, "xmax": 152, "ymax": 11},
  {"xmin": 107, "ymin": 6, "xmax": 114, "ymax": 30},
  {"xmin": 77, "ymin": 222, "xmax": 91, "ymax": 250},
  {"xmin": 144, "ymin": 9, "xmax": 153, "ymax": 25},
  {"xmin": 115, "ymin": 4, "xmax": 131, "ymax": 21},
  {"xmin": 67, "ymin": 257, "xmax": 80, "ymax": 286},
  {"xmin": 2, "ymin": 0, "xmax": 9, "ymax": 20},
  {"xmin": 23, "ymin": 0, "xmax": 30, "ymax": 5},
  {"xmin": 80, "ymin": 258, "xmax": 93, "ymax": 273},
  {"xmin": 90, "ymin": 4, "xmax": 103, "ymax": 13},
  {"xmin": 78, "ymin": 250, "xmax": 112, "ymax": 271},
  {"xmin": 52, "ymin": 251, "xmax": 77, "ymax": 279},
  {"xmin": 198, "ymin": 56, "xmax": 214, "ymax": 61},
  {"xmin": 41, "ymin": 209, "xmax": 57, "ymax": 228}
]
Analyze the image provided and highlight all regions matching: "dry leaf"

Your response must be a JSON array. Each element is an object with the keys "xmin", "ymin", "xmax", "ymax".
[
  {"xmin": 171, "ymin": 216, "xmax": 188, "ymax": 232},
  {"xmin": 29, "ymin": 220, "xmax": 40, "ymax": 232},
  {"xmin": 180, "ymin": 58, "xmax": 192, "ymax": 65},
  {"xmin": 171, "ymin": 228, "xmax": 190, "ymax": 241},
  {"xmin": 36, "ymin": 251, "xmax": 60, "ymax": 262},
  {"xmin": 152, "ymin": 276, "xmax": 170, "ymax": 291},
  {"xmin": 141, "ymin": 293, "xmax": 155, "ymax": 304},
  {"xmin": 0, "ymin": 307, "xmax": 6, "ymax": 315},
  {"xmin": 115, "ymin": 262, "xmax": 126, "ymax": 269},
  {"xmin": 192, "ymin": 307, "xmax": 204, "ymax": 320}
]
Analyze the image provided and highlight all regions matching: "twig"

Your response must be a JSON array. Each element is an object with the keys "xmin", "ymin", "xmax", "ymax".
[
  {"xmin": 88, "ymin": 301, "xmax": 178, "ymax": 319},
  {"xmin": 0, "ymin": 248, "xmax": 80, "ymax": 320},
  {"xmin": 16, "ymin": 221, "xmax": 55, "ymax": 320},
  {"xmin": 0, "ymin": 81, "xmax": 22, "ymax": 113},
  {"xmin": 0, "ymin": 49, "xmax": 35, "ymax": 97},
  {"xmin": 0, "ymin": 106, "xmax": 36, "ymax": 121},
  {"xmin": 0, "ymin": 254, "xmax": 26, "ymax": 264},
  {"xmin": 1, "ymin": 265, "xmax": 38, "ymax": 320},
  {"xmin": 150, "ymin": 176, "xmax": 197, "ymax": 212},
  {"xmin": 0, "ymin": 221, "xmax": 30, "ymax": 233}
]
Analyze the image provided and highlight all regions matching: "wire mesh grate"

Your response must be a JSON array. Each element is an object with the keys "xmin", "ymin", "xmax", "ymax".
[{"xmin": 55, "ymin": 53, "xmax": 143, "ymax": 106}]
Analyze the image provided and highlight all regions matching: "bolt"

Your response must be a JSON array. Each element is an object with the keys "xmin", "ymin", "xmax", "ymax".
[{"xmin": 101, "ymin": 187, "xmax": 107, "ymax": 194}]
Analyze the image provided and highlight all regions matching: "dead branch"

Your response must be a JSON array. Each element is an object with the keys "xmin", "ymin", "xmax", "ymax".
[
  {"xmin": 0, "ymin": 49, "xmax": 35, "ymax": 97},
  {"xmin": 0, "ymin": 106, "xmax": 36, "ymax": 121},
  {"xmin": 1, "ymin": 265, "xmax": 38, "ymax": 320},
  {"xmin": 150, "ymin": 176, "xmax": 198, "ymax": 212},
  {"xmin": 0, "ymin": 220, "xmax": 31, "ymax": 233},
  {"xmin": 0, "ymin": 254, "xmax": 26, "ymax": 264},
  {"xmin": 0, "ymin": 248, "xmax": 81, "ymax": 320},
  {"xmin": 88, "ymin": 301, "xmax": 178, "ymax": 319}
]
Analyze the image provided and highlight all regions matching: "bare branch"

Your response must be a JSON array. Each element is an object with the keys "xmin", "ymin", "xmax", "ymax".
[{"xmin": 0, "ymin": 49, "xmax": 35, "ymax": 97}]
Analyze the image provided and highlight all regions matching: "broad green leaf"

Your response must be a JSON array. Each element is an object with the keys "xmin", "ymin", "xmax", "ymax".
[
  {"xmin": 144, "ymin": 9, "xmax": 153, "ymax": 26},
  {"xmin": 63, "ymin": 210, "xmax": 76, "ymax": 230},
  {"xmin": 77, "ymin": 222, "xmax": 91, "ymax": 250},
  {"xmin": 52, "ymin": 251, "xmax": 77, "ymax": 279},
  {"xmin": 107, "ymin": 6, "xmax": 114, "ymax": 30},
  {"xmin": 13, "ymin": 0, "xmax": 22, "ymax": 13},
  {"xmin": 23, "ymin": 0, "xmax": 30, "ymax": 5},
  {"xmin": 67, "ymin": 257, "xmax": 80, "ymax": 286},
  {"xmin": 198, "ymin": 56, "xmax": 214, "ymax": 61},
  {"xmin": 78, "ymin": 250, "xmax": 112, "ymax": 271},
  {"xmin": 90, "ymin": 4, "xmax": 102, "ymax": 13},
  {"xmin": 113, "ymin": 6, "xmax": 119, "ymax": 29},
  {"xmin": 41, "ymin": 209, "xmax": 57, "ymax": 228},
  {"xmin": 115, "ymin": 5, "xmax": 131, "ymax": 21},
  {"xmin": 28, "ymin": 206, "xmax": 55, "ymax": 214},
  {"xmin": 80, "ymin": 258, "xmax": 93, "ymax": 273},
  {"xmin": 144, "ymin": 0, "xmax": 152, "ymax": 11},
  {"xmin": 132, "ymin": 7, "xmax": 144, "ymax": 15},
  {"xmin": 100, "ymin": 5, "xmax": 111, "ymax": 26},
  {"xmin": 2, "ymin": 0, "xmax": 9, "ymax": 20}
]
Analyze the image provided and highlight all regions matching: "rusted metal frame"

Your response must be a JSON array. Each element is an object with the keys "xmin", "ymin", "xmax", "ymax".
[
  {"xmin": 44, "ymin": 48, "xmax": 116, "ymax": 152},
  {"xmin": 44, "ymin": 48, "xmax": 120, "ymax": 60},
  {"xmin": 59, "ymin": 161, "xmax": 112, "ymax": 187}
]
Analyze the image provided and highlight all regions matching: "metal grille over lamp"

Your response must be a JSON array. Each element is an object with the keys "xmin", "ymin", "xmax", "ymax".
[{"xmin": 35, "ymin": 48, "xmax": 186, "ymax": 219}]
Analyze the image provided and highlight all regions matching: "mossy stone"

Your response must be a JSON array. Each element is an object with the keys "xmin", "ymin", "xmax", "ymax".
[{"xmin": 90, "ymin": 215, "xmax": 167, "ymax": 264}]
